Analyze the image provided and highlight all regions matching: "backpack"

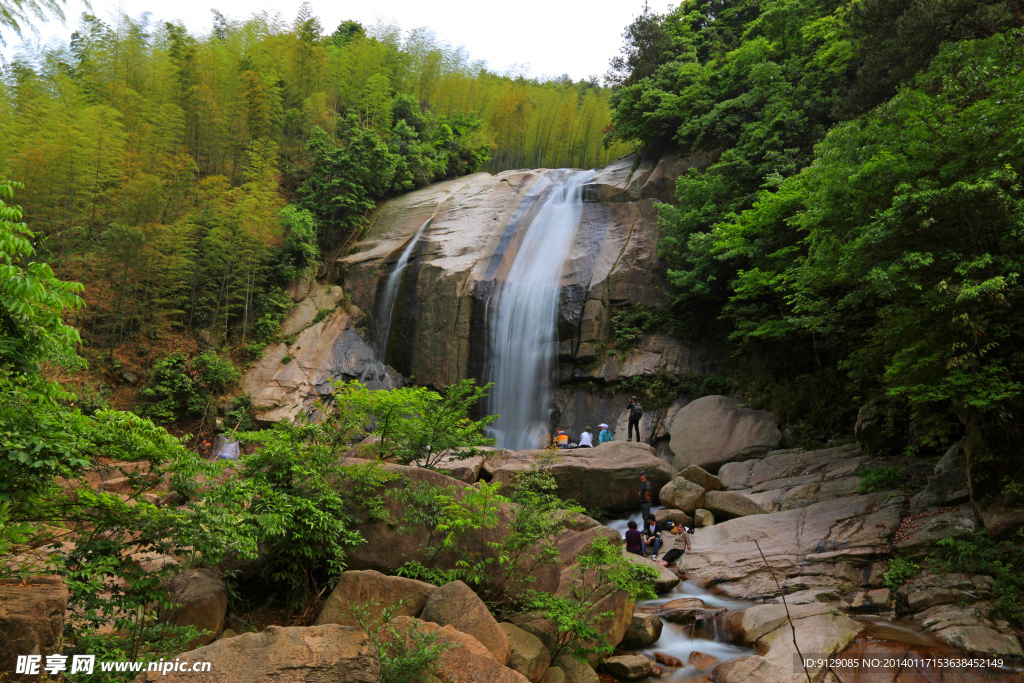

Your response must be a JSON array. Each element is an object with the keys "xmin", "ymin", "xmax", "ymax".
[{"xmin": 629, "ymin": 401, "xmax": 643, "ymax": 419}]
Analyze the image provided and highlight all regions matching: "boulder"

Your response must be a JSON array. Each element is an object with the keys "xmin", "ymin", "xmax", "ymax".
[
  {"xmin": 487, "ymin": 444, "xmax": 672, "ymax": 513},
  {"xmin": 702, "ymin": 490, "xmax": 767, "ymax": 520},
  {"xmin": 500, "ymin": 623, "xmax": 551, "ymax": 683},
  {"xmin": 840, "ymin": 588, "xmax": 891, "ymax": 613},
  {"xmin": 654, "ymin": 598, "xmax": 724, "ymax": 624},
  {"xmin": 386, "ymin": 617, "xmax": 530, "ymax": 683},
  {"xmin": 599, "ymin": 654, "xmax": 653, "ymax": 681},
  {"xmin": 654, "ymin": 508, "xmax": 692, "ymax": 528},
  {"xmin": 557, "ymin": 526, "xmax": 622, "ymax": 568},
  {"xmin": 694, "ymin": 509, "xmax": 714, "ymax": 527},
  {"xmin": 676, "ymin": 493, "xmax": 904, "ymax": 599},
  {"xmin": 657, "ymin": 477, "xmax": 705, "ymax": 514},
  {"xmin": 688, "ymin": 651, "xmax": 718, "ymax": 671},
  {"xmin": 620, "ymin": 612, "xmax": 663, "ymax": 649},
  {"xmin": 433, "ymin": 455, "xmax": 487, "ymax": 483},
  {"xmin": 666, "ymin": 396, "xmax": 781, "ymax": 472},
  {"xmin": 677, "ymin": 465, "xmax": 725, "ymax": 492},
  {"xmin": 894, "ymin": 507, "xmax": 979, "ymax": 559},
  {"xmin": 420, "ymin": 580, "xmax": 511, "ymax": 665},
  {"xmin": 132, "ymin": 625, "xmax": 378, "ymax": 682},
  {"xmin": 897, "ymin": 572, "xmax": 992, "ymax": 613},
  {"xmin": 553, "ymin": 654, "xmax": 599, "ymax": 683},
  {"xmin": 315, "ymin": 570, "xmax": 437, "ymax": 627},
  {"xmin": 976, "ymin": 502, "xmax": 1024, "ymax": 540},
  {"xmin": 621, "ymin": 552, "xmax": 681, "ymax": 593},
  {"xmin": 915, "ymin": 603, "xmax": 1024, "ymax": 658},
  {"xmin": 543, "ymin": 665, "xmax": 566, "ymax": 683},
  {"xmin": 854, "ymin": 400, "xmax": 884, "ymax": 451},
  {"xmin": 560, "ymin": 511, "xmax": 603, "ymax": 532},
  {"xmin": 909, "ymin": 440, "xmax": 970, "ymax": 513},
  {"xmin": 0, "ymin": 577, "xmax": 68, "ymax": 679},
  {"xmin": 158, "ymin": 568, "xmax": 228, "ymax": 648}
]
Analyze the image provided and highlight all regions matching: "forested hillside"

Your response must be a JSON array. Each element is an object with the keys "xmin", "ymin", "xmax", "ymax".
[
  {"xmin": 605, "ymin": 0, "xmax": 1024, "ymax": 489},
  {"xmin": 0, "ymin": 5, "xmax": 628, "ymax": 412}
]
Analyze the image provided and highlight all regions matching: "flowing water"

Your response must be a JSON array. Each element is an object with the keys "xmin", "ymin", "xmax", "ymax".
[
  {"xmin": 375, "ymin": 218, "xmax": 432, "ymax": 360},
  {"xmin": 486, "ymin": 170, "xmax": 595, "ymax": 450}
]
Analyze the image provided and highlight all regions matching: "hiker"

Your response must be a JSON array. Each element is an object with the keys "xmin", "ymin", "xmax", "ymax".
[
  {"xmin": 637, "ymin": 471, "xmax": 652, "ymax": 522},
  {"xmin": 598, "ymin": 423, "xmax": 613, "ymax": 444},
  {"xmin": 624, "ymin": 520, "xmax": 644, "ymax": 556},
  {"xmin": 555, "ymin": 429, "xmax": 569, "ymax": 449},
  {"xmin": 627, "ymin": 396, "xmax": 643, "ymax": 442},
  {"xmin": 642, "ymin": 515, "xmax": 663, "ymax": 559},
  {"xmin": 577, "ymin": 426, "xmax": 594, "ymax": 448}
]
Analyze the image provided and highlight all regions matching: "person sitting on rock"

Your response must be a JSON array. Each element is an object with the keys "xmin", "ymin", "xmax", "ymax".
[
  {"xmin": 555, "ymin": 429, "xmax": 569, "ymax": 449},
  {"xmin": 658, "ymin": 547, "xmax": 684, "ymax": 567},
  {"xmin": 577, "ymin": 427, "xmax": 594, "ymax": 448},
  {"xmin": 642, "ymin": 515, "xmax": 663, "ymax": 559},
  {"xmin": 598, "ymin": 423, "xmax": 613, "ymax": 444},
  {"xmin": 624, "ymin": 520, "xmax": 644, "ymax": 556}
]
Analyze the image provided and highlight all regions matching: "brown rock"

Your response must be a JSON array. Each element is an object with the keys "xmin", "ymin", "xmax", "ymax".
[
  {"xmin": 657, "ymin": 477, "xmax": 706, "ymax": 515},
  {"xmin": 500, "ymin": 622, "xmax": 551, "ymax": 683},
  {"xmin": 314, "ymin": 569, "xmax": 437, "ymax": 628},
  {"xmin": 420, "ymin": 580, "xmax": 511, "ymax": 665},
  {"xmin": 677, "ymin": 465, "xmax": 725, "ymax": 492},
  {"xmin": 386, "ymin": 617, "xmax": 530, "ymax": 683},
  {"xmin": 702, "ymin": 490, "xmax": 767, "ymax": 520},
  {"xmin": 599, "ymin": 654, "xmax": 652, "ymax": 681},
  {"xmin": 693, "ymin": 509, "xmax": 714, "ymax": 527},
  {"xmin": 158, "ymin": 568, "xmax": 228, "ymax": 648},
  {"xmin": 653, "ymin": 652, "xmax": 682, "ymax": 668},
  {"xmin": 667, "ymin": 396, "xmax": 781, "ymax": 472},
  {"xmin": 557, "ymin": 526, "xmax": 623, "ymax": 568},
  {"xmin": 688, "ymin": 650, "xmax": 718, "ymax": 671},
  {"xmin": 487, "ymin": 444, "xmax": 672, "ymax": 513},
  {"xmin": 620, "ymin": 612, "xmax": 663, "ymax": 649},
  {"xmin": 654, "ymin": 508, "xmax": 692, "ymax": 528},
  {"xmin": 132, "ymin": 624, "xmax": 378, "ymax": 682},
  {"xmin": 553, "ymin": 654, "xmax": 600, "ymax": 683},
  {"xmin": 654, "ymin": 598, "xmax": 723, "ymax": 624},
  {"xmin": 0, "ymin": 577, "xmax": 68, "ymax": 680}
]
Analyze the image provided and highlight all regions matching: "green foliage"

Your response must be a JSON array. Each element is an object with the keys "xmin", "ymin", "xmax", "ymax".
[
  {"xmin": 223, "ymin": 420, "xmax": 399, "ymax": 602},
  {"xmin": 311, "ymin": 308, "xmax": 332, "ymax": 325},
  {"xmin": 884, "ymin": 555, "xmax": 920, "ymax": 592},
  {"xmin": 935, "ymin": 531, "xmax": 1024, "ymax": 626},
  {"xmin": 349, "ymin": 601, "xmax": 450, "ymax": 683},
  {"xmin": 528, "ymin": 537, "xmax": 659, "ymax": 661},
  {"xmin": 856, "ymin": 465, "xmax": 907, "ymax": 493},
  {"xmin": 140, "ymin": 350, "xmax": 240, "ymax": 423},
  {"xmin": 276, "ymin": 205, "xmax": 321, "ymax": 282},
  {"xmin": 331, "ymin": 378, "xmax": 497, "ymax": 468}
]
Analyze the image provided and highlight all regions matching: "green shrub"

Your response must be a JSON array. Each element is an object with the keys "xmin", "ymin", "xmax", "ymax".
[
  {"xmin": 311, "ymin": 308, "xmax": 332, "ymax": 325},
  {"xmin": 281, "ymin": 354, "xmax": 293, "ymax": 364},
  {"xmin": 349, "ymin": 601, "xmax": 449, "ymax": 683},
  {"xmin": 884, "ymin": 555, "xmax": 920, "ymax": 591},
  {"xmin": 857, "ymin": 465, "xmax": 907, "ymax": 493},
  {"xmin": 141, "ymin": 351, "xmax": 240, "ymax": 423},
  {"xmin": 935, "ymin": 532, "xmax": 1024, "ymax": 626}
]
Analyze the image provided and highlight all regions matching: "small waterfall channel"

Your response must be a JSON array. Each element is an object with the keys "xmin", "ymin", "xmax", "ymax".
[
  {"xmin": 375, "ymin": 218, "xmax": 432, "ymax": 360},
  {"xmin": 486, "ymin": 170, "xmax": 595, "ymax": 450}
]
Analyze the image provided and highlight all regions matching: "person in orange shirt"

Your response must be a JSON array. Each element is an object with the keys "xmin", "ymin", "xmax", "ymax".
[{"xmin": 555, "ymin": 429, "xmax": 569, "ymax": 449}]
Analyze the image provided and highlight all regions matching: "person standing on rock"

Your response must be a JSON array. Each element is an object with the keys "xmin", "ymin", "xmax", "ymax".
[
  {"xmin": 637, "ymin": 471, "xmax": 652, "ymax": 522},
  {"xmin": 598, "ymin": 423, "xmax": 613, "ymax": 444},
  {"xmin": 627, "ymin": 396, "xmax": 643, "ymax": 442}
]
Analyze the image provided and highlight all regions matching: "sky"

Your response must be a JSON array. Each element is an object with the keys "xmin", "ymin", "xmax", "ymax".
[{"xmin": 1, "ymin": 0, "xmax": 675, "ymax": 81}]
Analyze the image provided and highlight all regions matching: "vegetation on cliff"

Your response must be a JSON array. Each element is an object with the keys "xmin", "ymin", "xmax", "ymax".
[{"xmin": 606, "ymin": 0, "xmax": 1024, "ymax": 492}]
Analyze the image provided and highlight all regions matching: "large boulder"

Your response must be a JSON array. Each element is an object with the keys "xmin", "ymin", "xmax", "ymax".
[
  {"xmin": 158, "ymin": 568, "xmax": 228, "ymax": 648},
  {"xmin": 915, "ymin": 603, "xmax": 1024, "ymax": 658},
  {"xmin": 657, "ymin": 477, "xmax": 705, "ymax": 514},
  {"xmin": 315, "ymin": 570, "xmax": 437, "ymax": 627},
  {"xmin": 556, "ymin": 526, "xmax": 622, "ymax": 568},
  {"xmin": 0, "ymin": 577, "xmax": 68, "ymax": 680},
  {"xmin": 666, "ymin": 396, "xmax": 781, "ymax": 472},
  {"xmin": 552, "ymin": 654, "xmax": 599, "ymax": 683},
  {"xmin": 702, "ymin": 490, "xmax": 767, "ymax": 520},
  {"xmin": 894, "ymin": 506, "xmax": 979, "ymax": 559},
  {"xmin": 487, "ymin": 444, "xmax": 672, "ymax": 513},
  {"xmin": 133, "ymin": 625, "xmax": 378, "ymax": 682},
  {"xmin": 909, "ymin": 440, "xmax": 970, "ymax": 513},
  {"xmin": 620, "ymin": 612, "xmax": 663, "ymax": 649},
  {"xmin": 386, "ymin": 617, "xmax": 530, "ymax": 683},
  {"xmin": 420, "ymin": 580, "xmax": 511, "ymax": 665},
  {"xmin": 621, "ymin": 552, "xmax": 681, "ymax": 593},
  {"xmin": 345, "ymin": 465, "xmax": 560, "ymax": 597},
  {"xmin": 677, "ymin": 465, "xmax": 725, "ymax": 492},
  {"xmin": 599, "ymin": 655, "xmax": 653, "ymax": 681},
  {"xmin": 677, "ymin": 493, "xmax": 904, "ymax": 599},
  {"xmin": 500, "ymin": 623, "xmax": 551, "ymax": 683}
]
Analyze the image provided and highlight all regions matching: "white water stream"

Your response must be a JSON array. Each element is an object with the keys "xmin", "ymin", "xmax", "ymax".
[
  {"xmin": 486, "ymin": 170, "xmax": 595, "ymax": 450},
  {"xmin": 376, "ymin": 218, "xmax": 432, "ymax": 358}
]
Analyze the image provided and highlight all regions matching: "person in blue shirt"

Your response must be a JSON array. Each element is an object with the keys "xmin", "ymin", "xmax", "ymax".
[{"xmin": 598, "ymin": 423, "xmax": 613, "ymax": 444}]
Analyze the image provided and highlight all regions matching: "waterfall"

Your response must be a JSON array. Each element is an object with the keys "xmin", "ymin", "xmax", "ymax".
[
  {"xmin": 486, "ymin": 170, "xmax": 594, "ymax": 450},
  {"xmin": 376, "ymin": 218, "xmax": 432, "ymax": 360}
]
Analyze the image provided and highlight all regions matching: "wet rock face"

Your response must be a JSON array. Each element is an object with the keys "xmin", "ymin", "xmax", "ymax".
[{"xmin": 667, "ymin": 396, "xmax": 781, "ymax": 472}]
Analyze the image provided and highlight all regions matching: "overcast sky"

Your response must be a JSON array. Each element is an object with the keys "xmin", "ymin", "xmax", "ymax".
[{"xmin": 1, "ymin": 0, "xmax": 673, "ymax": 81}]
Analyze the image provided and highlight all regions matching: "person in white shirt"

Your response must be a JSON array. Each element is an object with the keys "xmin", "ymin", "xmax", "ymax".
[{"xmin": 577, "ymin": 427, "xmax": 594, "ymax": 448}]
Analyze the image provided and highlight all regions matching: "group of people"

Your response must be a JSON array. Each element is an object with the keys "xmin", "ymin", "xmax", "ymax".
[
  {"xmin": 553, "ymin": 423, "xmax": 613, "ymax": 449},
  {"xmin": 623, "ymin": 470, "xmax": 693, "ymax": 567},
  {"xmin": 551, "ymin": 395, "xmax": 646, "ymax": 449}
]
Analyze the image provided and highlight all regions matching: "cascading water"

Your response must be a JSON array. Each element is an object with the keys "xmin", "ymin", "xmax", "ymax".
[
  {"xmin": 376, "ymin": 218, "xmax": 432, "ymax": 359},
  {"xmin": 485, "ymin": 170, "xmax": 595, "ymax": 450}
]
